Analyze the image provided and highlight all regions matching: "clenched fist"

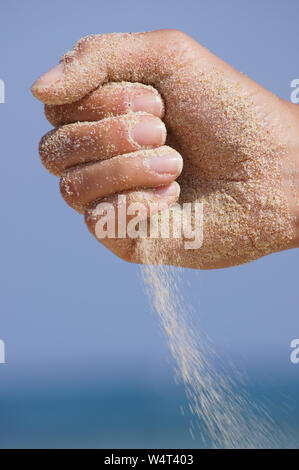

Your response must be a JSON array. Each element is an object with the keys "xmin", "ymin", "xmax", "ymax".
[{"xmin": 32, "ymin": 29, "xmax": 299, "ymax": 269}]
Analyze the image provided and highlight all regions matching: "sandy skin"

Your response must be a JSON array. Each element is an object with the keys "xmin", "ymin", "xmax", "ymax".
[{"xmin": 32, "ymin": 29, "xmax": 299, "ymax": 269}]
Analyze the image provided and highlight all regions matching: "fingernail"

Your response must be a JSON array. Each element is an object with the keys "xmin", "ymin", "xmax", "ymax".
[
  {"xmin": 155, "ymin": 182, "xmax": 180, "ymax": 197},
  {"xmin": 147, "ymin": 152, "xmax": 183, "ymax": 175},
  {"xmin": 131, "ymin": 92, "xmax": 163, "ymax": 115},
  {"xmin": 32, "ymin": 63, "xmax": 64, "ymax": 88},
  {"xmin": 131, "ymin": 118, "xmax": 166, "ymax": 146}
]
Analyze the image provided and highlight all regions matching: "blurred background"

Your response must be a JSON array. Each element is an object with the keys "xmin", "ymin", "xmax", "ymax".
[{"xmin": 0, "ymin": 0, "xmax": 298, "ymax": 448}]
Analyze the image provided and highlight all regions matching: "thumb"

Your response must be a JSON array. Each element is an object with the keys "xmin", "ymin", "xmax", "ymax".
[{"xmin": 31, "ymin": 30, "xmax": 183, "ymax": 105}]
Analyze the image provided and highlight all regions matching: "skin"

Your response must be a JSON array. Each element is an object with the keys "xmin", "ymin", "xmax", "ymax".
[{"xmin": 31, "ymin": 29, "xmax": 299, "ymax": 269}]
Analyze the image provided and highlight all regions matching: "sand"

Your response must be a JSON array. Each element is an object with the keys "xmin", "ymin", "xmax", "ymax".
[{"xmin": 140, "ymin": 253, "xmax": 288, "ymax": 448}]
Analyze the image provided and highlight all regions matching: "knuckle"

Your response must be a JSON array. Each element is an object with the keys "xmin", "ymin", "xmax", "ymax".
[
  {"xmin": 38, "ymin": 132, "xmax": 52, "ymax": 167},
  {"xmin": 60, "ymin": 173, "xmax": 85, "ymax": 213},
  {"xmin": 38, "ymin": 130, "xmax": 61, "ymax": 175},
  {"xmin": 44, "ymin": 104, "xmax": 63, "ymax": 127},
  {"xmin": 38, "ymin": 132, "xmax": 50, "ymax": 161},
  {"xmin": 75, "ymin": 34, "xmax": 100, "ymax": 54},
  {"xmin": 62, "ymin": 35, "xmax": 100, "ymax": 65},
  {"xmin": 59, "ymin": 172, "xmax": 76, "ymax": 203},
  {"xmin": 159, "ymin": 29, "xmax": 194, "ymax": 61},
  {"xmin": 162, "ymin": 29, "xmax": 191, "ymax": 44}
]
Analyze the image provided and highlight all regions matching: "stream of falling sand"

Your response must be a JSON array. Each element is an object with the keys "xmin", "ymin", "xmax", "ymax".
[{"xmin": 140, "ymin": 262, "xmax": 286, "ymax": 449}]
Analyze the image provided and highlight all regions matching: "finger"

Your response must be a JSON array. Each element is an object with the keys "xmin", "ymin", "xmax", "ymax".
[
  {"xmin": 45, "ymin": 82, "xmax": 164, "ymax": 127},
  {"xmin": 31, "ymin": 30, "xmax": 189, "ymax": 104},
  {"xmin": 39, "ymin": 112, "xmax": 166, "ymax": 176},
  {"xmin": 59, "ymin": 146, "xmax": 183, "ymax": 213},
  {"xmin": 84, "ymin": 182, "xmax": 181, "ymax": 263}
]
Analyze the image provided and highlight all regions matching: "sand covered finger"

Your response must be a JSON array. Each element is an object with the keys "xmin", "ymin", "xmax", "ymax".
[
  {"xmin": 31, "ymin": 31, "xmax": 188, "ymax": 104},
  {"xmin": 59, "ymin": 146, "xmax": 183, "ymax": 212},
  {"xmin": 84, "ymin": 182, "xmax": 180, "ymax": 260},
  {"xmin": 39, "ymin": 112, "xmax": 166, "ymax": 176},
  {"xmin": 45, "ymin": 82, "xmax": 164, "ymax": 127}
]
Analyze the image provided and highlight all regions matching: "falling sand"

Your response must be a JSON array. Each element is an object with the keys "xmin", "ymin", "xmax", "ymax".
[{"xmin": 139, "ymin": 252, "xmax": 288, "ymax": 449}]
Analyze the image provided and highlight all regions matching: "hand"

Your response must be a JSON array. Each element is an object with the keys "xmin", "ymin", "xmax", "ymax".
[{"xmin": 32, "ymin": 29, "xmax": 299, "ymax": 269}]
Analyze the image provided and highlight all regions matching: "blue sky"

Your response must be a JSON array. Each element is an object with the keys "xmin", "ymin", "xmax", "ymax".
[{"xmin": 0, "ymin": 0, "xmax": 298, "ymax": 448}]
